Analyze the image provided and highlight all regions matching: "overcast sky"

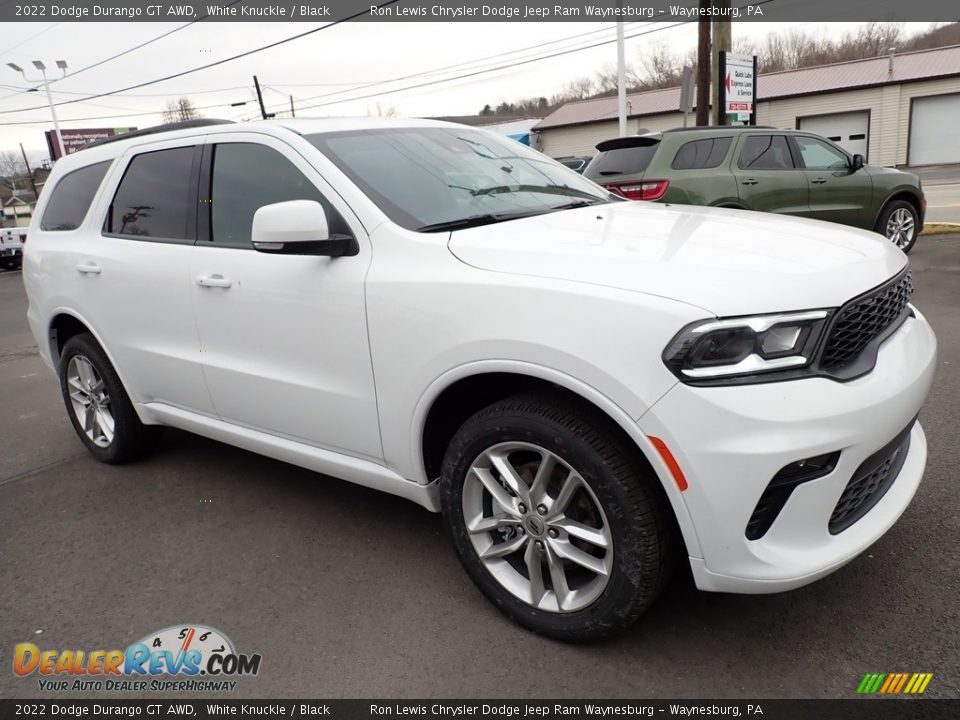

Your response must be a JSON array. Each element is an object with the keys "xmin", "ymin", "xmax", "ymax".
[{"xmin": 0, "ymin": 21, "xmax": 937, "ymax": 162}]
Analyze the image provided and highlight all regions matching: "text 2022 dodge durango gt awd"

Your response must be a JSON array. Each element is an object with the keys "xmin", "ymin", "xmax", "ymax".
[{"xmin": 23, "ymin": 118, "xmax": 936, "ymax": 640}]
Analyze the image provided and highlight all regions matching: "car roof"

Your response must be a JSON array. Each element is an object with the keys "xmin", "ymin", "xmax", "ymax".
[
  {"xmin": 595, "ymin": 126, "xmax": 787, "ymax": 152},
  {"xmin": 45, "ymin": 116, "xmax": 478, "ymax": 176}
]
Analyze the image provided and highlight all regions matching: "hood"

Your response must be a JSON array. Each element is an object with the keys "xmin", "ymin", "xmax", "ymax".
[{"xmin": 447, "ymin": 202, "xmax": 907, "ymax": 317}]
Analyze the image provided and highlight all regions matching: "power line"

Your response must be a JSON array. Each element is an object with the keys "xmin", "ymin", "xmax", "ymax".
[
  {"xmin": 2, "ymin": 23, "xmax": 60, "ymax": 55},
  {"xmin": 0, "ymin": 22, "xmax": 662, "ymax": 126},
  {"xmin": 0, "ymin": 21, "xmax": 683, "ymax": 126},
  {"xmin": 282, "ymin": 22, "xmax": 692, "ymax": 115},
  {"xmin": 0, "ymin": 0, "xmax": 400, "ymax": 116},
  {"xmin": 264, "ymin": 0, "xmax": 776, "ymax": 114},
  {"xmin": 260, "ymin": 22, "xmax": 650, "ymax": 112}
]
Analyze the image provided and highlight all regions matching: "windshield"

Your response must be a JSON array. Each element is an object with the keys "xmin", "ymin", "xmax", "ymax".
[{"xmin": 307, "ymin": 127, "xmax": 613, "ymax": 232}]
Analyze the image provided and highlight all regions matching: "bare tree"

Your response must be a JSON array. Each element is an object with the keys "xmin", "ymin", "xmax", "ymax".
[
  {"xmin": 0, "ymin": 150, "xmax": 28, "ymax": 191},
  {"xmin": 162, "ymin": 98, "xmax": 201, "ymax": 123},
  {"xmin": 594, "ymin": 62, "xmax": 641, "ymax": 94},
  {"xmin": 845, "ymin": 22, "xmax": 904, "ymax": 60},
  {"xmin": 369, "ymin": 102, "xmax": 399, "ymax": 117},
  {"xmin": 637, "ymin": 39, "xmax": 684, "ymax": 90}
]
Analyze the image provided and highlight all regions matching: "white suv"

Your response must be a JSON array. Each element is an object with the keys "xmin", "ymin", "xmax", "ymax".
[{"xmin": 24, "ymin": 118, "xmax": 936, "ymax": 640}]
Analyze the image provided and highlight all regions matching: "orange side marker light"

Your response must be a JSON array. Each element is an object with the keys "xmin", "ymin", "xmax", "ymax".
[{"xmin": 649, "ymin": 436, "xmax": 689, "ymax": 492}]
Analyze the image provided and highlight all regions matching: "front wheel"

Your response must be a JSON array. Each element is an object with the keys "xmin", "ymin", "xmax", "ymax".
[
  {"xmin": 440, "ymin": 393, "xmax": 676, "ymax": 641},
  {"xmin": 876, "ymin": 199, "xmax": 919, "ymax": 253}
]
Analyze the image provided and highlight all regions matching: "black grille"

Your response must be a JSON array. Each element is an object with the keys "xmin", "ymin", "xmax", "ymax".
[
  {"xmin": 828, "ymin": 421, "xmax": 914, "ymax": 535},
  {"xmin": 821, "ymin": 270, "xmax": 913, "ymax": 371}
]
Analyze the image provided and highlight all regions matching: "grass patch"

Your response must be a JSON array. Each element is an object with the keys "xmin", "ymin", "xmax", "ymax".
[{"xmin": 921, "ymin": 223, "xmax": 960, "ymax": 236}]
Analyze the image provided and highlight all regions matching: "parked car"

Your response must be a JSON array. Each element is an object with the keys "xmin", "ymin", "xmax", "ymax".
[
  {"xmin": 553, "ymin": 155, "xmax": 592, "ymax": 173},
  {"xmin": 24, "ymin": 118, "xmax": 936, "ymax": 640},
  {"xmin": 1, "ymin": 227, "xmax": 26, "ymax": 270},
  {"xmin": 583, "ymin": 127, "xmax": 926, "ymax": 253}
]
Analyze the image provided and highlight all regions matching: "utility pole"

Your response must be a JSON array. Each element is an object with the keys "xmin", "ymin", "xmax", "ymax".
[
  {"xmin": 616, "ymin": 20, "xmax": 627, "ymax": 137},
  {"xmin": 289, "ymin": 95, "xmax": 296, "ymax": 118},
  {"xmin": 19, "ymin": 143, "xmax": 39, "ymax": 199},
  {"xmin": 252, "ymin": 76, "xmax": 275, "ymax": 120},
  {"xmin": 695, "ymin": 10, "xmax": 711, "ymax": 126},
  {"xmin": 712, "ymin": 2, "xmax": 732, "ymax": 125}
]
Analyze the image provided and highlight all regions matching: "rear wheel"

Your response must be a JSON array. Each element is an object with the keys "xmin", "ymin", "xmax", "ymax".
[
  {"xmin": 876, "ymin": 199, "xmax": 919, "ymax": 253},
  {"xmin": 0, "ymin": 257, "xmax": 18, "ymax": 271},
  {"xmin": 440, "ymin": 393, "xmax": 676, "ymax": 641},
  {"xmin": 58, "ymin": 333, "xmax": 161, "ymax": 463}
]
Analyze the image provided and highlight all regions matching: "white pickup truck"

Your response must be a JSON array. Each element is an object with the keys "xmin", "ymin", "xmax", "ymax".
[{"xmin": 1, "ymin": 227, "xmax": 26, "ymax": 270}]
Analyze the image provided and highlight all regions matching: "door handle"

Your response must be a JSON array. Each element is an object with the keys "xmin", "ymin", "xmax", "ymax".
[
  {"xmin": 741, "ymin": 178, "xmax": 759, "ymax": 185},
  {"xmin": 196, "ymin": 274, "xmax": 232, "ymax": 289},
  {"xmin": 76, "ymin": 262, "xmax": 101, "ymax": 275},
  {"xmin": 811, "ymin": 178, "xmax": 828, "ymax": 184}
]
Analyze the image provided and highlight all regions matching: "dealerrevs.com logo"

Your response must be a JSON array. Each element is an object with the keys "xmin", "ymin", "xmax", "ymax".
[{"xmin": 13, "ymin": 624, "xmax": 261, "ymax": 692}]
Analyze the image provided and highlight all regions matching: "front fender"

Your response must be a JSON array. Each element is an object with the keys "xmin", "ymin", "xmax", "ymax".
[{"xmin": 410, "ymin": 359, "xmax": 702, "ymax": 559}]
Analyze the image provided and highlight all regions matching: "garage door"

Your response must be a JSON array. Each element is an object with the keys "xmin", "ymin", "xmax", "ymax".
[
  {"xmin": 799, "ymin": 111, "xmax": 870, "ymax": 159},
  {"xmin": 910, "ymin": 94, "xmax": 960, "ymax": 166}
]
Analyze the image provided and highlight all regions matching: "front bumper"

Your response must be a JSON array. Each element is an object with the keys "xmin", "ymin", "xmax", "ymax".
[{"xmin": 640, "ymin": 307, "xmax": 937, "ymax": 593}]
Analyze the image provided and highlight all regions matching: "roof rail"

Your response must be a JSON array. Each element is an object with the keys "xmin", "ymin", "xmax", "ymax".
[
  {"xmin": 81, "ymin": 119, "xmax": 235, "ymax": 150},
  {"xmin": 662, "ymin": 125, "xmax": 776, "ymax": 132}
]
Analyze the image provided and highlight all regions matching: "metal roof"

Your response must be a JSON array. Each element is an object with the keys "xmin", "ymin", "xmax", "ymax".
[{"xmin": 534, "ymin": 45, "xmax": 960, "ymax": 130}]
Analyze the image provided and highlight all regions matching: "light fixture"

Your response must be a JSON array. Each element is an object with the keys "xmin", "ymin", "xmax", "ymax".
[
  {"xmin": 32, "ymin": 60, "xmax": 46, "ymax": 71},
  {"xmin": 56, "ymin": 60, "xmax": 68, "ymax": 70},
  {"xmin": 7, "ymin": 63, "xmax": 23, "ymax": 72}
]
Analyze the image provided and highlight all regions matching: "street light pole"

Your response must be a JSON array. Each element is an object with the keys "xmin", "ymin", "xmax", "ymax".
[
  {"xmin": 7, "ymin": 60, "xmax": 68, "ymax": 160},
  {"xmin": 39, "ymin": 66, "xmax": 65, "ymax": 158}
]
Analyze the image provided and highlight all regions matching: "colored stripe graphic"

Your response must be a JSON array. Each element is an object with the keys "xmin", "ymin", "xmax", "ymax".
[{"xmin": 858, "ymin": 672, "xmax": 932, "ymax": 694}]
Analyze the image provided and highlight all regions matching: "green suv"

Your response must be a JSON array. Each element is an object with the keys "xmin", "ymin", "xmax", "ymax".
[{"xmin": 583, "ymin": 127, "xmax": 926, "ymax": 253}]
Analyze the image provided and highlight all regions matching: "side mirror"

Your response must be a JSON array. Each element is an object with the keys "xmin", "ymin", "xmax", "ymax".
[
  {"xmin": 251, "ymin": 200, "xmax": 358, "ymax": 257},
  {"xmin": 850, "ymin": 154, "xmax": 865, "ymax": 171}
]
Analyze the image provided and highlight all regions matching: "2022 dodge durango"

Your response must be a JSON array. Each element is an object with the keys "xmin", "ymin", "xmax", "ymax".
[{"xmin": 24, "ymin": 118, "xmax": 936, "ymax": 640}]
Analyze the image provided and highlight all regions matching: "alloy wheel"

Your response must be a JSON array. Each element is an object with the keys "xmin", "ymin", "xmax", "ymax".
[
  {"xmin": 66, "ymin": 355, "xmax": 115, "ymax": 448},
  {"xmin": 462, "ymin": 441, "xmax": 613, "ymax": 613},
  {"xmin": 886, "ymin": 207, "xmax": 916, "ymax": 250}
]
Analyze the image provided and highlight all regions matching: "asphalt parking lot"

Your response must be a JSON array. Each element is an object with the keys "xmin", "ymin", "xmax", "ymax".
[{"xmin": 1, "ymin": 237, "xmax": 958, "ymax": 700}]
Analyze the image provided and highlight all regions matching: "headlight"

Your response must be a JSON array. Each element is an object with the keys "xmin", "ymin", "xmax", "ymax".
[{"xmin": 663, "ymin": 310, "xmax": 831, "ymax": 384}]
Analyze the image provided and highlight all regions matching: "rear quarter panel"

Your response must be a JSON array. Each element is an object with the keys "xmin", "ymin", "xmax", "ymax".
[{"xmin": 656, "ymin": 137, "xmax": 741, "ymax": 207}]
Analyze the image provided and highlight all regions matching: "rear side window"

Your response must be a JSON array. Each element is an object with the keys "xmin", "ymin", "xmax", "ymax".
[
  {"xmin": 208, "ymin": 143, "xmax": 349, "ymax": 249},
  {"xmin": 40, "ymin": 161, "xmax": 111, "ymax": 231},
  {"xmin": 584, "ymin": 140, "xmax": 660, "ymax": 179},
  {"xmin": 107, "ymin": 146, "xmax": 197, "ymax": 240},
  {"xmin": 671, "ymin": 137, "xmax": 732, "ymax": 170},
  {"xmin": 739, "ymin": 135, "xmax": 795, "ymax": 170}
]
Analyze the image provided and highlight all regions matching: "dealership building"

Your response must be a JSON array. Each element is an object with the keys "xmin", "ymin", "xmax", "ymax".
[{"xmin": 534, "ymin": 44, "xmax": 960, "ymax": 167}]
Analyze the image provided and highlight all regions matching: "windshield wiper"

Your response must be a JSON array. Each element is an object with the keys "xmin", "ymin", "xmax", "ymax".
[
  {"xmin": 466, "ymin": 184, "xmax": 606, "ymax": 202},
  {"xmin": 548, "ymin": 200, "xmax": 597, "ymax": 211},
  {"xmin": 415, "ymin": 209, "xmax": 547, "ymax": 233}
]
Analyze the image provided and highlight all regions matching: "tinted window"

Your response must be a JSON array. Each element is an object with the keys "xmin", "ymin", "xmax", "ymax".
[
  {"xmin": 795, "ymin": 135, "xmax": 849, "ymax": 170},
  {"xmin": 209, "ymin": 143, "xmax": 348, "ymax": 249},
  {"xmin": 108, "ymin": 147, "xmax": 196, "ymax": 239},
  {"xmin": 584, "ymin": 141, "xmax": 660, "ymax": 179},
  {"xmin": 40, "ymin": 161, "xmax": 111, "ymax": 231},
  {"xmin": 671, "ymin": 137, "xmax": 732, "ymax": 170},
  {"xmin": 739, "ymin": 135, "xmax": 795, "ymax": 170}
]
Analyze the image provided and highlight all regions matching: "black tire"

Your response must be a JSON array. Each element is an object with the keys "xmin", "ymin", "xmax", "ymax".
[
  {"xmin": 875, "ymin": 199, "xmax": 919, "ymax": 254},
  {"xmin": 440, "ymin": 392, "xmax": 677, "ymax": 641},
  {"xmin": 0, "ymin": 258, "xmax": 17, "ymax": 271},
  {"xmin": 58, "ymin": 333, "xmax": 161, "ymax": 464}
]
